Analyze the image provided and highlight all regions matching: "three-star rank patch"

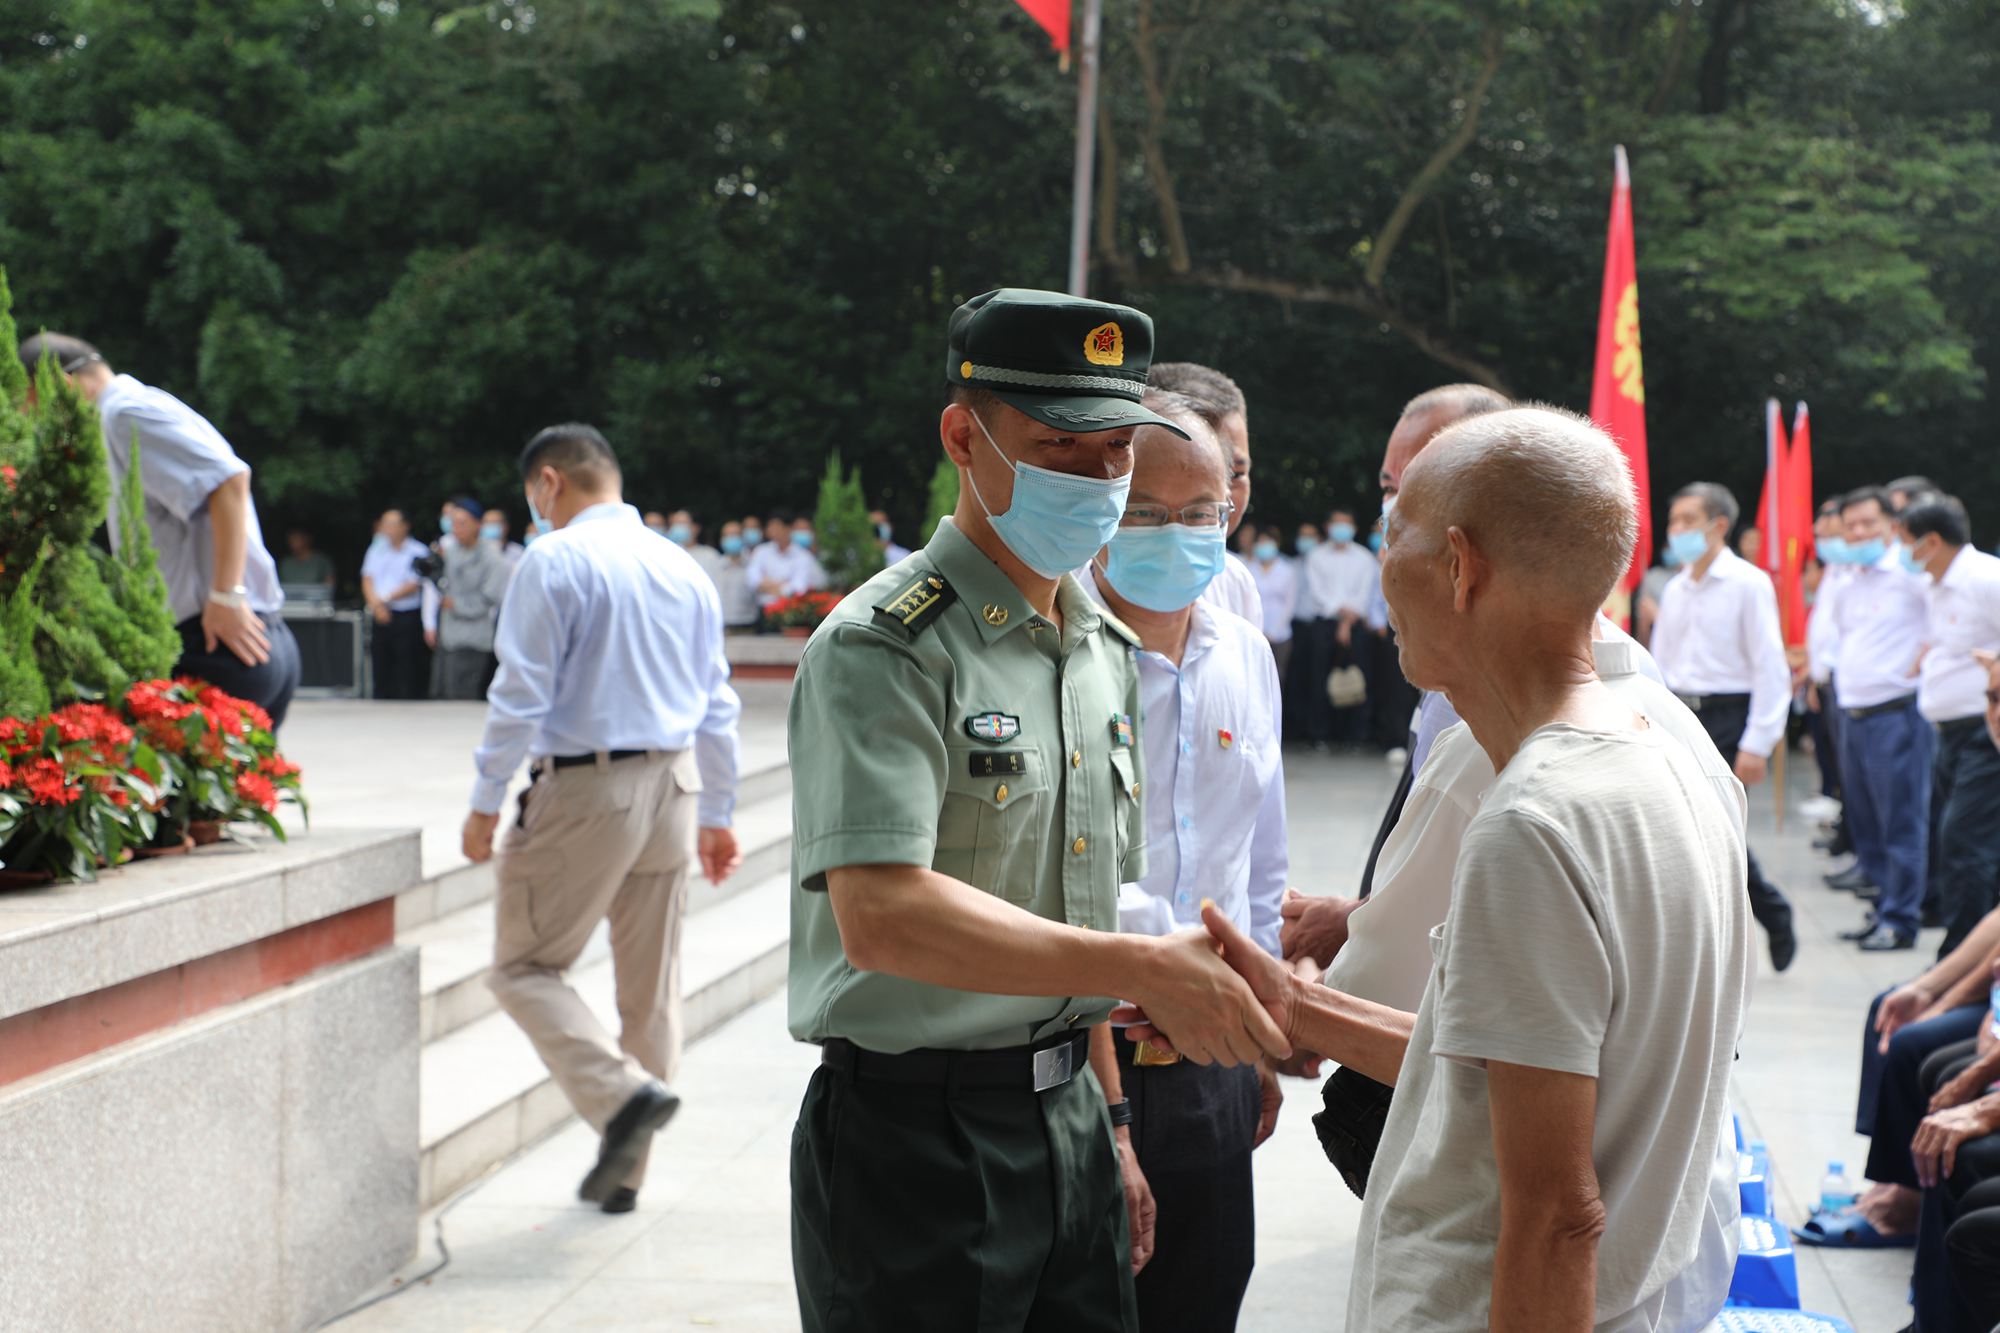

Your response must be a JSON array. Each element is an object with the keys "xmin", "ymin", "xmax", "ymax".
[
  {"xmin": 873, "ymin": 571, "xmax": 955, "ymax": 635},
  {"xmin": 965, "ymin": 712, "xmax": 1021, "ymax": 744}
]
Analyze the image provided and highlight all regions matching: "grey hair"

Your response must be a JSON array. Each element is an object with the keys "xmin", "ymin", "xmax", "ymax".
[
  {"xmin": 1400, "ymin": 383, "xmax": 1511, "ymax": 427},
  {"xmin": 1673, "ymin": 482, "xmax": 1739, "ymax": 528},
  {"xmin": 1142, "ymin": 388, "xmax": 1229, "ymax": 482},
  {"xmin": 1406, "ymin": 404, "xmax": 1638, "ymax": 617},
  {"xmin": 1149, "ymin": 362, "xmax": 1246, "ymax": 423}
]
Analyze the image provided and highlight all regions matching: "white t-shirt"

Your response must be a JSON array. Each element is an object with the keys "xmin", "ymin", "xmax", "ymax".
[{"xmin": 1347, "ymin": 723, "xmax": 1752, "ymax": 1332}]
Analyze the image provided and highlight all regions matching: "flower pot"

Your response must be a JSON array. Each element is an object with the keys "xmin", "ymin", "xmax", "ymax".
[
  {"xmin": 781, "ymin": 626, "xmax": 813, "ymax": 639},
  {"xmin": 0, "ymin": 868, "xmax": 56, "ymax": 892},
  {"xmin": 133, "ymin": 835, "xmax": 196, "ymax": 861},
  {"xmin": 189, "ymin": 820, "xmax": 226, "ymax": 846}
]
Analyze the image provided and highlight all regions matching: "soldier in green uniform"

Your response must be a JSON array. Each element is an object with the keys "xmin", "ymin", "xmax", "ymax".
[{"xmin": 786, "ymin": 288, "xmax": 1292, "ymax": 1333}]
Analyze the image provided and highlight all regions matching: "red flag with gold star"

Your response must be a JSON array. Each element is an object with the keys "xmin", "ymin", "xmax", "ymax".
[{"xmin": 1589, "ymin": 145, "xmax": 1649, "ymax": 603}]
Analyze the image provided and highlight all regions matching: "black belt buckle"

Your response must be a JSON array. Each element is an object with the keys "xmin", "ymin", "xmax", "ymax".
[{"xmin": 1032, "ymin": 1039, "xmax": 1076, "ymax": 1092}]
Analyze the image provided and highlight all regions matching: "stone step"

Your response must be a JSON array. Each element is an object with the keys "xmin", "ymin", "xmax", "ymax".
[
  {"xmin": 416, "ymin": 873, "xmax": 791, "ymax": 1207},
  {"xmin": 393, "ymin": 759, "xmax": 793, "ymax": 933}
]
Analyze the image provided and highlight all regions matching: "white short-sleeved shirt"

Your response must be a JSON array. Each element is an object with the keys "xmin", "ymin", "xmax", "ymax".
[
  {"xmin": 95, "ymin": 374, "xmax": 283, "ymax": 623},
  {"xmin": 362, "ymin": 537, "xmax": 431, "ymax": 613},
  {"xmin": 1347, "ymin": 724, "xmax": 1752, "ymax": 1332},
  {"xmin": 1246, "ymin": 556, "xmax": 1298, "ymax": 641},
  {"xmin": 1920, "ymin": 546, "xmax": 2000, "ymax": 722}
]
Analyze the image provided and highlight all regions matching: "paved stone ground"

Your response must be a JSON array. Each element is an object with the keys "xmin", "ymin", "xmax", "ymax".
[{"xmin": 333, "ymin": 744, "xmax": 1922, "ymax": 1332}]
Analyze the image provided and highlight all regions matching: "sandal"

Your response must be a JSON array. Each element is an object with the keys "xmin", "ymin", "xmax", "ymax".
[{"xmin": 1790, "ymin": 1207, "xmax": 1915, "ymax": 1248}]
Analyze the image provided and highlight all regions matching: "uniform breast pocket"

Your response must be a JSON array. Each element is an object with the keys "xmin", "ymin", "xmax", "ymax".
[
  {"xmin": 1109, "ymin": 750, "xmax": 1140, "ymax": 866},
  {"xmin": 934, "ymin": 747, "xmax": 1049, "ymax": 903}
]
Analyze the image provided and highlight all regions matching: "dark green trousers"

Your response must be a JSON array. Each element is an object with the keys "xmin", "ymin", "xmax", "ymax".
[{"xmin": 790, "ymin": 1056, "xmax": 1138, "ymax": 1333}]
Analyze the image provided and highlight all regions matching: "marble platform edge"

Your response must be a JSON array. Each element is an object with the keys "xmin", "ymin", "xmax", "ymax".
[{"xmin": 0, "ymin": 827, "xmax": 420, "ymax": 1021}]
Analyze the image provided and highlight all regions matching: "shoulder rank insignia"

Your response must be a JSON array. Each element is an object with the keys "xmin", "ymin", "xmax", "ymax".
[
  {"xmin": 965, "ymin": 712, "xmax": 1021, "ymax": 744},
  {"xmin": 873, "ymin": 571, "xmax": 956, "ymax": 634}
]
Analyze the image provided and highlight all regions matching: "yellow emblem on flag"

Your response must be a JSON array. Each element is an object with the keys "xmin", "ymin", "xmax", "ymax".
[
  {"xmin": 1083, "ymin": 321, "xmax": 1125, "ymax": 367},
  {"xmin": 1613, "ymin": 282, "xmax": 1644, "ymax": 405}
]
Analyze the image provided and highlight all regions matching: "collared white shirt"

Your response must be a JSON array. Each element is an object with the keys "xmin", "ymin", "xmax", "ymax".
[
  {"xmin": 362, "ymin": 537, "xmax": 430, "ymax": 613},
  {"xmin": 1246, "ymin": 555, "xmax": 1298, "ymax": 642},
  {"xmin": 1652, "ymin": 546, "xmax": 1792, "ymax": 757},
  {"xmin": 471, "ymin": 503, "xmax": 741, "ymax": 824},
  {"xmin": 1832, "ymin": 547, "xmax": 1930, "ymax": 710},
  {"xmin": 1199, "ymin": 551, "xmax": 1265, "ymax": 627},
  {"xmin": 1807, "ymin": 565, "xmax": 1852, "ymax": 684},
  {"xmin": 1098, "ymin": 597, "xmax": 1287, "ymax": 956},
  {"xmin": 744, "ymin": 541, "xmax": 827, "ymax": 608},
  {"xmin": 1300, "ymin": 540, "xmax": 1379, "ymax": 619},
  {"xmin": 1920, "ymin": 546, "xmax": 2000, "ymax": 722},
  {"xmin": 95, "ymin": 373, "xmax": 284, "ymax": 623}
]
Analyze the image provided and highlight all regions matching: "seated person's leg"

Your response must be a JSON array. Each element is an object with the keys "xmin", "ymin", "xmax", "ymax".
[
  {"xmin": 1946, "ymin": 1175, "xmax": 2000, "ymax": 1329},
  {"xmin": 1867, "ymin": 1013, "xmax": 1987, "ymax": 1193}
]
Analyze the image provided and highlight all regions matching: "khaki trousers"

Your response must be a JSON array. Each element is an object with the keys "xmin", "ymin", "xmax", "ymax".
[{"xmin": 489, "ymin": 750, "xmax": 698, "ymax": 1188}]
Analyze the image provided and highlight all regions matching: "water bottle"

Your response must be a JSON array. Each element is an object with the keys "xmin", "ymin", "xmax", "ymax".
[{"xmin": 1819, "ymin": 1160, "xmax": 1857, "ymax": 1214}]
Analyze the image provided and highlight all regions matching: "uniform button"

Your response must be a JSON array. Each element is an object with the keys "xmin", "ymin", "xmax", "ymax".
[
  {"xmin": 1131, "ymin": 783, "xmax": 1141, "ymax": 797},
  {"xmin": 1066, "ymin": 1012, "xmax": 1081, "ymax": 1025},
  {"xmin": 1072, "ymin": 836, "xmax": 1088, "ymax": 855},
  {"xmin": 1071, "ymin": 749, "xmax": 1082, "ymax": 769},
  {"xmin": 995, "ymin": 784, "xmax": 1008, "ymax": 803}
]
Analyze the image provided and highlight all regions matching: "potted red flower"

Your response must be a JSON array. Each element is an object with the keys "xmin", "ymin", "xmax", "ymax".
[
  {"xmin": 0, "ymin": 702, "xmax": 162, "ymax": 885},
  {"xmin": 121, "ymin": 678, "xmax": 307, "ymax": 845},
  {"xmin": 765, "ymin": 590, "xmax": 842, "ymax": 635}
]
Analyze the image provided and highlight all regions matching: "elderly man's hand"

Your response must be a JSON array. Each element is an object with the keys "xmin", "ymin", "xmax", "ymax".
[
  {"xmin": 1111, "ymin": 917, "xmax": 1292, "ymax": 1068},
  {"xmin": 1912, "ymin": 1096, "xmax": 2000, "ymax": 1188},
  {"xmin": 1876, "ymin": 981, "xmax": 1936, "ymax": 1055},
  {"xmin": 1253, "ymin": 1063, "xmax": 1284, "ymax": 1148},
  {"xmin": 1280, "ymin": 890, "xmax": 1358, "ymax": 967},
  {"xmin": 1116, "ymin": 902, "xmax": 1300, "ymax": 1069}
]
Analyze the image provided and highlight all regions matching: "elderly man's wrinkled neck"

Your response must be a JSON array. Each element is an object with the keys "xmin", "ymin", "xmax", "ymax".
[{"xmin": 1440, "ymin": 611, "xmax": 1637, "ymax": 774}]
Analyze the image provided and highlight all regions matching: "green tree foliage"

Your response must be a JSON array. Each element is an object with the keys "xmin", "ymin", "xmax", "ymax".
[
  {"xmin": 812, "ymin": 451, "xmax": 881, "ymax": 591},
  {"xmin": 924, "ymin": 457, "xmax": 960, "ymax": 542},
  {"xmin": 0, "ymin": 0, "xmax": 1992, "ymax": 561}
]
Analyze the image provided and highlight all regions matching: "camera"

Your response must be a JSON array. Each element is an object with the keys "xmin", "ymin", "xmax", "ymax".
[{"xmin": 412, "ymin": 548, "xmax": 445, "ymax": 583}]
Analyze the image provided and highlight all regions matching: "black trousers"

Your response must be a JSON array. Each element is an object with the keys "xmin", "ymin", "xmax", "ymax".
[
  {"xmin": 370, "ymin": 608, "xmax": 430, "ymax": 699},
  {"xmin": 1946, "ymin": 1175, "xmax": 2000, "ymax": 1328},
  {"xmin": 1690, "ymin": 697, "xmax": 1794, "ymax": 944},
  {"xmin": 1119, "ymin": 1042, "xmax": 1260, "ymax": 1333},
  {"xmin": 1864, "ymin": 1020, "xmax": 1980, "ymax": 1188},
  {"xmin": 1298, "ymin": 619, "xmax": 1365, "ymax": 745},
  {"xmin": 791, "ymin": 1051, "xmax": 1136, "ymax": 1333},
  {"xmin": 1930, "ymin": 718, "xmax": 2000, "ymax": 957},
  {"xmin": 1914, "ymin": 1075, "xmax": 2000, "ymax": 1333},
  {"xmin": 173, "ymin": 612, "xmax": 302, "ymax": 731}
]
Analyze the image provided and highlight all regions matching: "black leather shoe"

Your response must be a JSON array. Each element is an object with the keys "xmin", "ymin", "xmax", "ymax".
[
  {"xmin": 601, "ymin": 1186, "xmax": 639, "ymax": 1215},
  {"xmin": 1824, "ymin": 865, "xmax": 1875, "ymax": 892},
  {"xmin": 1838, "ymin": 917, "xmax": 1880, "ymax": 942},
  {"xmin": 1857, "ymin": 925, "xmax": 1917, "ymax": 952},
  {"xmin": 578, "ymin": 1082, "xmax": 680, "ymax": 1205},
  {"xmin": 1768, "ymin": 926, "xmax": 1798, "ymax": 973}
]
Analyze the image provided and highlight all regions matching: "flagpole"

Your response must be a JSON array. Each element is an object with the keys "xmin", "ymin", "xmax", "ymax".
[{"xmin": 1066, "ymin": 0, "xmax": 1103, "ymax": 297}]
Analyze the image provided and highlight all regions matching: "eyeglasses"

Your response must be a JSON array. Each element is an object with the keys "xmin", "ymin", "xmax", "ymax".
[{"xmin": 1120, "ymin": 502, "xmax": 1234, "ymax": 529}]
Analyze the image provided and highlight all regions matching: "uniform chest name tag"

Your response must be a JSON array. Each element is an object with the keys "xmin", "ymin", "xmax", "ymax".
[
  {"xmin": 968, "ymin": 751, "xmax": 1026, "ymax": 778},
  {"xmin": 1109, "ymin": 713, "xmax": 1133, "ymax": 748},
  {"xmin": 965, "ymin": 712, "xmax": 1021, "ymax": 743}
]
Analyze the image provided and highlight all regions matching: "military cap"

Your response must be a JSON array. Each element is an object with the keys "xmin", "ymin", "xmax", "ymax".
[{"xmin": 946, "ymin": 288, "xmax": 1190, "ymax": 438}]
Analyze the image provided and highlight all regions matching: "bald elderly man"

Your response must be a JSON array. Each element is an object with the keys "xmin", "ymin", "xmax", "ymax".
[{"xmin": 1123, "ymin": 407, "xmax": 1753, "ymax": 1331}]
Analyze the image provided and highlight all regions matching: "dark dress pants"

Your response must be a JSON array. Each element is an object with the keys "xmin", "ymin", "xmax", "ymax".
[
  {"xmin": 1119, "ymin": 1041, "xmax": 1260, "ymax": 1333},
  {"xmin": 173, "ymin": 612, "xmax": 302, "ymax": 730},
  {"xmin": 1930, "ymin": 717, "xmax": 2000, "ymax": 957},
  {"xmin": 370, "ymin": 608, "xmax": 430, "ymax": 700},
  {"xmin": 1691, "ymin": 698, "xmax": 1795, "ymax": 944},
  {"xmin": 1282, "ymin": 619, "xmax": 1317, "ymax": 743},
  {"xmin": 1858, "ymin": 987, "xmax": 1982, "ymax": 1184},
  {"xmin": 1946, "ymin": 1175, "xmax": 2000, "ymax": 1329},
  {"xmin": 1299, "ymin": 617, "xmax": 1338, "ymax": 744},
  {"xmin": 1844, "ymin": 699, "xmax": 1935, "ymax": 936}
]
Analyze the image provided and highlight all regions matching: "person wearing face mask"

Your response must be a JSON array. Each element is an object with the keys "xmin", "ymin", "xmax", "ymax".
[
  {"xmin": 785, "ymin": 289, "xmax": 1292, "ymax": 1333},
  {"xmin": 1809, "ymin": 499, "xmax": 1859, "ymax": 857},
  {"xmin": 1075, "ymin": 393, "xmax": 1288, "ymax": 1333},
  {"xmin": 1900, "ymin": 495, "xmax": 2000, "ymax": 957},
  {"xmin": 1298, "ymin": 509, "xmax": 1379, "ymax": 749},
  {"xmin": 1147, "ymin": 362, "xmax": 1264, "ymax": 629},
  {"xmin": 429, "ymin": 496, "xmax": 512, "ymax": 700},
  {"xmin": 1246, "ymin": 526, "xmax": 1297, "ymax": 680},
  {"xmin": 462, "ymin": 423, "xmax": 744, "ymax": 1217},
  {"xmin": 869, "ymin": 508, "xmax": 913, "ymax": 565},
  {"xmin": 745, "ymin": 511, "xmax": 826, "ymax": 616},
  {"xmin": 1828, "ymin": 485, "xmax": 1935, "ymax": 951},
  {"xmin": 480, "ymin": 508, "xmax": 526, "ymax": 576},
  {"xmin": 1650, "ymin": 482, "xmax": 1799, "ymax": 972},
  {"xmin": 664, "ymin": 508, "xmax": 725, "ymax": 583},
  {"xmin": 712, "ymin": 520, "xmax": 761, "ymax": 630}
]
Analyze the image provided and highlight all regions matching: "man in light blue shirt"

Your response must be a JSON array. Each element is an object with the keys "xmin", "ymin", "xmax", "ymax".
[{"xmin": 461, "ymin": 423, "xmax": 743, "ymax": 1216}]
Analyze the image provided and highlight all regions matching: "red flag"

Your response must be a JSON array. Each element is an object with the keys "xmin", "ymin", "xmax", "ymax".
[
  {"xmin": 1758, "ymin": 397, "xmax": 1786, "ymax": 576},
  {"xmin": 1589, "ymin": 145, "xmax": 1650, "ymax": 603},
  {"xmin": 1012, "ymin": 0, "xmax": 1071, "ymax": 57},
  {"xmin": 1780, "ymin": 402, "xmax": 1815, "ymax": 645}
]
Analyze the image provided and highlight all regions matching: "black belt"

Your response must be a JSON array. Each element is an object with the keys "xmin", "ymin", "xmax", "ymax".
[
  {"xmin": 1937, "ymin": 715, "xmax": 1989, "ymax": 738},
  {"xmin": 821, "ymin": 1031, "xmax": 1088, "ymax": 1093},
  {"xmin": 548, "ymin": 749, "xmax": 650, "ymax": 770},
  {"xmin": 1676, "ymin": 692, "xmax": 1751, "ymax": 713},
  {"xmin": 1846, "ymin": 695, "xmax": 1918, "ymax": 722}
]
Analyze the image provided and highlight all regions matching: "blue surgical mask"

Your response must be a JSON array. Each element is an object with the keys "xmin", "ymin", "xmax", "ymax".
[
  {"xmin": 667, "ymin": 522, "xmax": 693, "ymax": 546},
  {"xmin": 526, "ymin": 491, "xmax": 554, "ymax": 536},
  {"xmin": 1898, "ymin": 544, "xmax": 1928, "ymax": 577},
  {"xmin": 1099, "ymin": 524, "xmax": 1228, "ymax": 612},
  {"xmin": 965, "ymin": 411, "xmax": 1132, "ymax": 578},
  {"xmin": 480, "ymin": 522, "xmax": 502, "ymax": 543},
  {"xmin": 1253, "ymin": 540, "xmax": 1278, "ymax": 561},
  {"xmin": 1848, "ymin": 537, "xmax": 1886, "ymax": 566},
  {"xmin": 1295, "ymin": 536, "xmax": 1319, "ymax": 555},
  {"xmin": 1816, "ymin": 536, "xmax": 1848, "ymax": 565},
  {"xmin": 876, "ymin": 522, "xmax": 893, "ymax": 543},
  {"xmin": 1661, "ymin": 543, "xmax": 1682, "ymax": 569},
  {"xmin": 721, "ymin": 535, "xmax": 744, "ymax": 556},
  {"xmin": 1329, "ymin": 522, "xmax": 1356, "ymax": 545},
  {"xmin": 1667, "ymin": 529, "xmax": 1712, "ymax": 568},
  {"xmin": 791, "ymin": 529, "xmax": 815, "ymax": 550},
  {"xmin": 1367, "ymin": 532, "xmax": 1383, "ymax": 554}
]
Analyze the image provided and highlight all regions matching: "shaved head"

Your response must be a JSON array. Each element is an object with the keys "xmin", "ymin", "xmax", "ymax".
[{"xmin": 1397, "ymin": 405, "xmax": 1637, "ymax": 621}]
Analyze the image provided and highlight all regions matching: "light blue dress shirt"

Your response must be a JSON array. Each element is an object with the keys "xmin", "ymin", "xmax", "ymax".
[
  {"xmin": 1114, "ymin": 599, "xmax": 1289, "ymax": 956},
  {"xmin": 471, "ymin": 503, "xmax": 741, "ymax": 825}
]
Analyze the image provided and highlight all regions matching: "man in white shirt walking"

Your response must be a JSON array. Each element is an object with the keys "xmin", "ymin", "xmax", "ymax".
[
  {"xmin": 461, "ymin": 423, "xmax": 744, "ymax": 1215},
  {"xmin": 1300, "ymin": 509, "xmax": 1379, "ymax": 747},
  {"xmin": 1830, "ymin": 485, "xmax": 1934, "ymax": 950},
  {"xmin": 1901, "ymin": 494, "xmax": 2000, "ymax": 956},
  {"xmin": 1652, "ymin": 482, "xmax": 1798, "ymax": 971},
  {"xmin": 1084, "ymin": 395, "xmax": 1288, "ymax": 1333}
]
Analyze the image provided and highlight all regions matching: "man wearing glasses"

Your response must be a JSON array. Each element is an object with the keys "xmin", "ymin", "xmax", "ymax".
[{"xmin": 1080, "ymin": 390, "xmax": 1289, "ymax": 1333}]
